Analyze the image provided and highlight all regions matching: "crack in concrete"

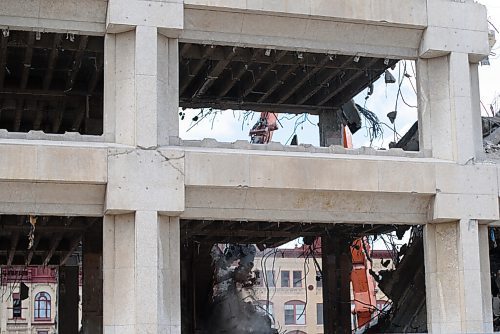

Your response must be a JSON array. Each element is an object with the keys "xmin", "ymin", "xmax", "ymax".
[
  {"xmin": 156, "ymin": 150, "xmax": 185, "ymax": 176},
  {"xmin": 108, "ymin": 149, "xmax": 135, "ymax": 157},
  {"xmin": 108, "ymin": 147, "xmax": 185, "ymax": 175}
]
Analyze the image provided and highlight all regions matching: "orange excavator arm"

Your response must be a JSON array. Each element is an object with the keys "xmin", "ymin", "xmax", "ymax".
[{"xmin": 351, "ymin": 238, "xmax": 377, "ymax": 329}]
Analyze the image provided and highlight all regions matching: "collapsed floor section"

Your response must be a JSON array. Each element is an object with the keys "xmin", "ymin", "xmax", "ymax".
[{"xmin": 179, "ymin": 219, "xmax": 423, "ymax": 334}]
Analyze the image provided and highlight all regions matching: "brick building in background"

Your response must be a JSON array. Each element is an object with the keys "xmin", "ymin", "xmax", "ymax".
[
  {"xmin": 0, "ymin": 267, "xmax": 82, "ymax": 334},
  {"xmin": 254, "ymin": 247, "xmax": 392, "ymax": 334}
]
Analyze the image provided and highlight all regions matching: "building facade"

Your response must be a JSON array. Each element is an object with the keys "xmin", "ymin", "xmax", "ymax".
[
  {"xmin": 0, "ymin": 0, "xmax": 496, "ymax": 333},
  {"xmin": 254, "ymin": 248, "xmax": 392, "ymax": 334},
  {"xmin": 0, "ymin": 267, "xmax": 82, "ymax": 334}
]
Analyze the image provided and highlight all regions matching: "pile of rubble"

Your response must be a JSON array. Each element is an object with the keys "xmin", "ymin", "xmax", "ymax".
[{"xmin": 483, "ymin": 117, "xmax": 500, "ymax": 153}]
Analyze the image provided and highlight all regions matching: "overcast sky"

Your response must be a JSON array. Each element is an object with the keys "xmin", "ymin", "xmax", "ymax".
[{"xmin": 179, "ymin": 1, "xmax": 500, "ymax": 149}]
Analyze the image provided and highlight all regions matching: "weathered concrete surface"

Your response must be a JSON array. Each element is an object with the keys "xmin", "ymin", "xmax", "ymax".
[
  {"xmin": 106, "ymin": 148, "xmax": 185, "ymax": 214},
  {"xmin": 424, "ymin": 220, "xmax": 493, "ymax": 333},
  {"xmin": 102, "ymin": 213, "xmax": 181, "ymax": 334},
  {"xmin": 0, "ymin": 0, "xmax": 107, "ymax": 34},
  {"xmin": 0, "ymin": 0, "xmax": 496, "ymax": 333}
]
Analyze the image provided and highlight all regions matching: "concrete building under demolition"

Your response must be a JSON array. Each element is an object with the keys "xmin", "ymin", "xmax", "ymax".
[{"xmin": 0, "ymin": 0, "xmax": 498, "ymax": 333}]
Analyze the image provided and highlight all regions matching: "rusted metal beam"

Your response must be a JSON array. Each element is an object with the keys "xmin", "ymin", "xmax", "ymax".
[
  {"xmin": 179, "ymin": 45, "xmax": 216, "ymax": 96},
  {"xmin": 33, "ymin": 101, "xmax": 46, "ymax": 130},
  {"xmin": 215, "ymin": 49, "xmax": 263, "ymax": 98},
  {"xmin": 0, "ymin": 88, "xmax": 93, "ymax": 99},
  {"xmin": 7, "ymin": 231, "xmax": 19, "ymax": 266},
  {"xmin": 215, "ymin": 63, "xmax": 247, "ymax": 97},
  {"xmin": 71, "ymin": 105, "xmax": 86, "ymax": 132},
  {"xmin": 317, "ymin": 58, "xmax": 380, "ymax": 106},
  {"xmin": 180, "ymin": 43, "xmax": 192, "ymax": 58},
  {"xmin": 60, "ymin": 235, "xmax": 82, "ymax": 265},
  {"xmin": 241, "ymin": 50, "xmax": 288, "ymax": 98},
  {"xmin": 87, "ymin": 54, "xmax": 103, "ymax": 94},
  {"xmin": 296, "ymin": 56, "xmax": 354, "ymax": 105},
  {"xmin": 329, "ymin": 59, "xmax": 398, "ymax": 108},
  {"xmin": 43, "ymin": 34, "xmax": 62, "ymax": 90},
  {"xmin": 192, "ymin": 47, "xmax": 238, "ymax": 99},
  {"xmin": 12, "ymin": 99, "xmax": 23, "ymax": 132},
  {"xmin": 43, "ymin": 233, "xmax": 64, "ymax": 266},
  {"xmin": 179, "ymin": 98, "xmax": 333, "ymax": 114},
  {"xmin": 277, "ymin": 55, "xmax": 331, "ymax": 104},
  {"xmin": 182, "ymin": 45, "xmax": 388, "ymax": 71},
  {"xmin": 20, "ymin": 32, "xmax": 36, "ymax": 90},
  {"xmin": 52, "ymin": 100, "xmax": 66, "ymax": 133},
  {"xmin": 257, "ymin": 64, "xmax": 301, "ymax": 103},
  {"xmin": 322, "ymin": 234, "xmax": 353, "ymax": 334},
  {"xmin": 0, "ymin": 34, "xmax": 8, "ymax": 90},
  {"xmin": 65, "ymin": 35, "xmax": 89, "ymax": 91}
]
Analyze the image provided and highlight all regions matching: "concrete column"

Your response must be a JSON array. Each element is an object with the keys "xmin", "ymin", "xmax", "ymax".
[
  {"xmin": 103, "ymin": 28, "xmax": 179, "ymax": 146},
  {"xmin": 82, "ymin": 221, "xmax": 103, "ymax": 334},
  {"xmin": 321, "ymin": 235, "xmax": 352, "ymax": 334},
  {"xmin": 479, "ymin": 224, "xmax": 494, "ymax": 332},
  {"xmin": 319, "ymin": 109, "xmax": 343, "ymax": 147},
  {"xmin": 424, "ymin": 220, "xmax": 492, "ymax": 333},
  {"xmin": 58, "ymin": 266, "xmax": 80, "ymax": 334},
  {"xmin": 103, "ymin": 212, "xmax": 181, "ymax": 334},
  {"xmin": 469, "ymin": 62, "xmax": 484, "ymax": 158},
  {"xmin": 417, "ymin": 53, "xmax": 482, "ymax": 163}
]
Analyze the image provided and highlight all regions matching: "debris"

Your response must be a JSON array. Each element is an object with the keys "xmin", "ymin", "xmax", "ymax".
[
  {"xmin": 27, "ymin": 215, "xmax": 37, "ymax": 249},
  {"xmin": 209, "ymin": 244, "xmax": 277, "ymax": 334}
]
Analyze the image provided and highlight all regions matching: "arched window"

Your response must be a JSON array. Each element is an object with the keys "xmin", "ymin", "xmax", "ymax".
[
  {"xmin": 284, "ymin": 300, "xmax": 306, "ymax": 325},
  {"xmin": 257, "ymin": 300, "xmax": 274, "ymax": 318},
  {"xmin": 286, "ymin": 331, "xmax": 307, "ymax": 334},
  {"xmin": 34, "ymin": 292, "xmax": 51, "ymax": 321}
]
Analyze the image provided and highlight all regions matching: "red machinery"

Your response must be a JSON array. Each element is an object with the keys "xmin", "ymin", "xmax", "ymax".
[
  {"xmin": 249, "ymin": 112, "xmax": 279, "ymax": 144},
  {"xmin": 351, "ymin": 238, "xmax": 378, "ymax": 329}
]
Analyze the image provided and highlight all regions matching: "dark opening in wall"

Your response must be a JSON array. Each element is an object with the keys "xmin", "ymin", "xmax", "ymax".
[
  {"xmin": 0, "ymin": 215, "xmax": 103, "ymax": 333},
  {"xmin": 0, "ymin": 30, "xmax": 104, "ymax": 135}
]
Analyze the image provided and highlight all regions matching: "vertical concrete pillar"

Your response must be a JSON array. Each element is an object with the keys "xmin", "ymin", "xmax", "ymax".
[
  {"xmin": 82, "ymin": 221, "xmax": 103, "ymax": 334},
  {"xmin": 319, "ymin": 109, "xmax": 343, "ymax": 147},
  {"xmin": 424, "ymin": 220, "xmax": 492, "ymax": 333},
  {"xmin": 469, "ymin": 62, "xmax": 484, "ymax": 158},
  {"xmin": 58, "ymin": 266, "xmax": 80, "ymax": 334},
  {"xmin": 321, "ymin": 235, "xmax": 352, "ymax": 334},
  {"xmin": 103, "ymin": 28, "xmax": 179, "ymax": 146},
  {"xmin": 157, "ymin": 36, "xmax": 179, "ymax": 146},
  {"xmin": 417, "ymin": 53, "xmax": 482, "ymax": 163},
  {"xmin": 103, "ymin": 212, "xmax": 181, "ymax": 334},
  {"xmin": 479, "ymin": 225, "xmax": 494, "ymax": 332}
]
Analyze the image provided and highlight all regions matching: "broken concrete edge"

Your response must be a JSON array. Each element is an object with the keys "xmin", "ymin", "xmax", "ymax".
[
  {"xmin": 0, "ymin": 129, "xmax": 104, "ymax": 142},
  {"xmin": 0, "ymin": 130, "xmax": 431, "ymax": 158},
  {"xmin": 178, "ymin": 138, "xmax": 428, "ymax": 158}
]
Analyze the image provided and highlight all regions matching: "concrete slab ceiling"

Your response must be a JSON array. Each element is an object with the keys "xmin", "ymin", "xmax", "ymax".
[
  {"xmin": 179, "ymin": 43, "xmax": 399, "ymax": 114},
  {"xmin": 0, "ymin": 30, "xmax": 104, "ymax": 134},
  {"xmin": 0, "ymin": 215, "xmax": 99, "ymax": 266},
  {"xmin": 180, "ymin": 219, "xmax": 409, "ymax": 249}
]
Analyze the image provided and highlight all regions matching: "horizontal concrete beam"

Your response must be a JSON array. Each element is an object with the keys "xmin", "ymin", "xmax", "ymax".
[
  {"xmin": 184, "ymin": 149, "xmax": 438, "ymax": 193},
  {"xmin": 0, "ymin": 181, "xmax": 105, "ymax": 216},
  {"xmin": 184, "ymin": 0, "xmax": 428, "ymax": 28},
  {"xmin": 106, "ymin": 0, "xmax": 183, "ymax": 35},
  {"xmin": 0, "ymin": 0, "xmax": 107, "ymax": 35},
  {"xmin": 105, "ymin": 147, "xmax": 185, "ymax": 214},
  {"xmin": 182, "ymin": 8, "xmax": 423, "ymax": 59},
  {"xmin": 420, "ymin": 1, "xmax": 490, "ymax": 61},
  {"xmin": 0, "ymin": 141, "xmax": 108, "ymax": 184},
  {"xmin": 0, "ymin": 142, "xmax": 499, "ymax": 223},
  {"xmin": 184, "ymin": 187, "xmax": 432, "ymax": 224}
]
